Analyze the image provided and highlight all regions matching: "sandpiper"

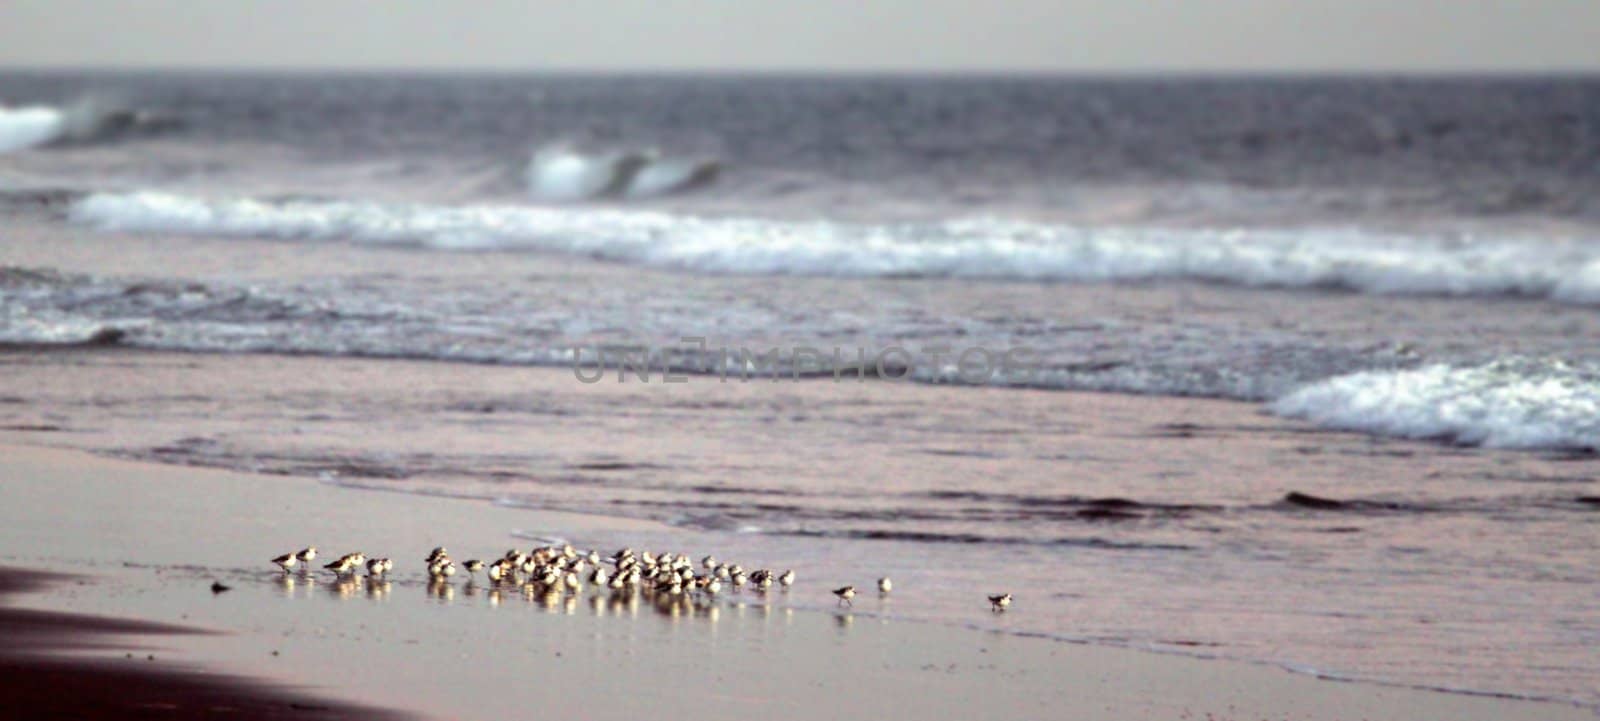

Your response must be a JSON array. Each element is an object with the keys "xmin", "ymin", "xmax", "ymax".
[
  {"xmin": 270, "ymin": 552, "xmax": 298, "ymax": 574},
  {"xmin": 988, "ymin": 593, "xmax": 1012, "ymax": 612},
  {"xmin": 833, "ymin": 585, "xmax": 856, "ymax": 606},
  {"xmin": 366, "ymin": 557, "xmax": 387, "ymax": 577},
  {"xmin": 324, "ymin": 556, "xmax": 356, "ymax": 577},
  {"xmin": 486, "ymin": 559, "xmax": 508, "ymax": 583},
  {"xmin": 463, "ymin": 559, "xmax": 485, "ymax": 578},
  {"xmin": 701, "ymin": 555, "xmax": 717, "ymax": 570},
  {"xmin": 878, "ymin": 577, "xmax": 892, "ymax": 594},
  {"xmin": 589, "ymin": 567, "xmax": 609, "ymax": 587},
  {"xmin": 779, "ymin": 569, "xmax": 795, "ymax": 588},
  {"xmin": 294, "ymin": 547, "xmax": 317, "ymax": 571}
]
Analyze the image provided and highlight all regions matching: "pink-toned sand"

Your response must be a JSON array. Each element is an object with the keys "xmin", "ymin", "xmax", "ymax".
[{"xmin": 0, "ymin": 425, "xmax": 1592, "ymax": 720}]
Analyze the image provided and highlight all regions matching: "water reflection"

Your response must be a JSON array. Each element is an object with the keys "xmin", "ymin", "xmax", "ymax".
[
  {"xmin": 327, "ymin": 576, "xmax": 362, "ymax": 600},
  {"xmin": 267, "ymin": 575, "xmax": 829, "ymax": 632}
]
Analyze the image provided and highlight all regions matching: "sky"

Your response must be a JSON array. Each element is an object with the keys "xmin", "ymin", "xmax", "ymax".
[{"xmin": 0, "ymin": 0, "xmax": 1597, "ymax": 73}]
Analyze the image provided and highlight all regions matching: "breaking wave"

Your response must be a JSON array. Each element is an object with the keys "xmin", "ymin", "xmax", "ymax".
[
  {"xmin": 525, "ymin": 145, "xmax": 720, "ymax": 201},
  {"xmin": 69, "ymin": 190, "xmax": 1600, "ymax": 303},
  {"xmin": 0, "ymin": 98, "xmax": 177, "ymax": 154},
  {"xmin": 0, "ymin": 106, "xmax": 63, "ymax": 153},
  {"xmin": 1271, "ymin": 359, "xmax": 1600, "ymax": 451}
]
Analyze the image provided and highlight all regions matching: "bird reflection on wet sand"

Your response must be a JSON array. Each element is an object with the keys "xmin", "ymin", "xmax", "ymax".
[{"xmin": 259, "ymin": 543, "xmax": 924, "ymax": 635}]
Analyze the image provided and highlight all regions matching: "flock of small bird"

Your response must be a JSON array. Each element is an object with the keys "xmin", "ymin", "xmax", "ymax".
[{"xmin": 270, "ymin": 544, "xmax": 1014, "ymax": 612}]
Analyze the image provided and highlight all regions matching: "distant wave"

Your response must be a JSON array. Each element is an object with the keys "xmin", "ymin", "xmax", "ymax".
[
  {"xmin": 70, "ymin": 190, "xmax": 1600, "ymax": 303},
  {"xmin": 0, "ymin": 97, "xmax": 177, "ymax": 154},
  {"xmin": 525, "ymin": 144, "xmax": 720, "ymax": 201},
  {"xmin": 0, "ymin": 106, "xmax": 63, "ymax": 153},
  {"xmin": 1271, "ymin": 359, "xmax": 1600, "ymax": 451}
]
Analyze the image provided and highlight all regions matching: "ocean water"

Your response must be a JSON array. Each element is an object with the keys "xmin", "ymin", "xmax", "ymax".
[{"xmin": 2, "ymin": 73, "xmax": 1598, "ymax": 705}]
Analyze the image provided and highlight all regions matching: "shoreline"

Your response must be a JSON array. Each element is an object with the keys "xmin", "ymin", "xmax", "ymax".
[
  {"xmin": 0, "ymin": 441, "xmax": 1594, "ymax": 720},
  {"xmin": 2, "ymin": 346, "xmax": 1597, "ymax": 711}
]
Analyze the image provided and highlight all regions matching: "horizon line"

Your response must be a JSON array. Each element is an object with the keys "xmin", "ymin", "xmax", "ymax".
[{"xmin": 2, "ymin": 64, "xmax": 1599, "ymax": 80}]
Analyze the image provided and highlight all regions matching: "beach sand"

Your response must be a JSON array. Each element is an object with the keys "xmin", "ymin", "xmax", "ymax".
[
  {"xmin": 0, "ymin": 567, "xmax": 407, "ymax": 721},
  {"xmin": 0, "ymin": 440, "xmax": 1591, "ymax": 721}
]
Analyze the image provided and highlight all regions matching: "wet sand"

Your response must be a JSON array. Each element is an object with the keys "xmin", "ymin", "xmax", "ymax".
[
  {"xmin": 0, "ymin": 566, "xmax": 405, "ymax": 721},
  {"xmin": 0, "ymin": 442, "xmax": 1592, "ymax": 721},
  {"xmin": 3, "ymin": 346, "xmax": 1597, "ymax": 705}
]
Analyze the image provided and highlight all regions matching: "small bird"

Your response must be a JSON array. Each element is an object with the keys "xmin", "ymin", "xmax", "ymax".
[
  {"xmin": 211, "ymin": 581, "xmax": 232, "ymax": 594},
  {"xmin": 270, "ymin": 552, "xmax": 297, "ymax": 574},
  {"xmin": 878, "ymin": 577, "xmax": 892, "ymax": 594},
  {"xmin": 833, "ymin": 586, "xmax": 856, "ymax": 606},
  {"xmin": 988, "ymin": 593, "xmax": 1012, "ymax": 612},
  {"xmin": 778, "ymin": 569, "xmax": 795, "ymax": 588},
  {"xmin": 294, "ymin": 547, "xmax": 317, "ymax": 571},
  {"xmin": 589, "ymin": 567, "xmax": 609, "ymax": 587},
  {"xmin": 486, "ymin": 560, "xmax": 508, "ymax": 583},
  {"xmin": 324, "ymin": 557, "xmax": 355, "ymax": 577},
  {"xmin": 701, "ymin": 555, "xmax": 717, "ymax": 570},
  {"xmin": 367, "ymin": 558, "xmax": 388, "ymax": 577},
  {"xmin": 463, "ymin": 559, "xmax": 485, "ymax": 578}
]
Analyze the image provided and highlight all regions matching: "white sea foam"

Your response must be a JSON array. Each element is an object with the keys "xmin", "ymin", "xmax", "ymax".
[
  {"xmin": 1271, "ymin": 360, "xmax": 1600, "ymax": 450},
  {"xmin": 70, "ymin": 190, "xmax": 1600, "ymax": 304},
  {"xmin": 0, "ymin": 106, "xmax": 65, "ymax": 153}
]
